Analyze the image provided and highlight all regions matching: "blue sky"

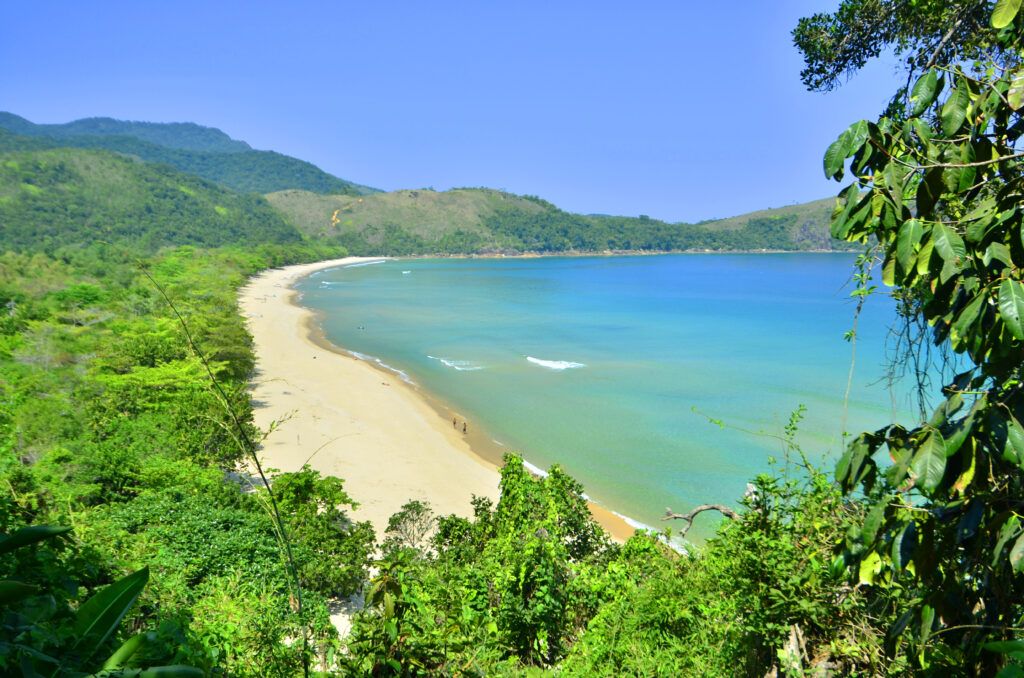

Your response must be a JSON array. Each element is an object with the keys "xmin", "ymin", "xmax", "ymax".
[{"xmin": 1, "ymin": 1, "xmax": 904, "ymax": 223}]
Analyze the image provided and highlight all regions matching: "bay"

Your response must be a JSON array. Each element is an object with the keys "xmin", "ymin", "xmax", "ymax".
[{"xmin": 296, "ymin": 254, "xmax": 925, "ymax": 541}]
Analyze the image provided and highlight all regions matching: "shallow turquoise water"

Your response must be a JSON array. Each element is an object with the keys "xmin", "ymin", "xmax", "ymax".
[{"xmin": 296, "ymin": 254, "xmax": 923, "ymax": 540}]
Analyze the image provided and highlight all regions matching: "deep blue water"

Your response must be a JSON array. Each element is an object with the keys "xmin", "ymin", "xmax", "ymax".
[{"xmin": 297, "ymin": 254, "xmax": 923, "ymax": 540}]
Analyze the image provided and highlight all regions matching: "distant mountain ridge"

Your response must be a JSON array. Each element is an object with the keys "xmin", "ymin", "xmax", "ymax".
[
  {"xmin": 0, "ymin": 112, "xmax": 252, "ymax": 153},
  {"xmin": 0, "ymin": 111, "xmax": 847, "ymax": 256},
  {"xmin": 0, "ymin": 113, "xmax": 377, "ymax": 196},
  {"xmin": 267, "ymin": 187, "xmax": 851, "ymax": 255}
]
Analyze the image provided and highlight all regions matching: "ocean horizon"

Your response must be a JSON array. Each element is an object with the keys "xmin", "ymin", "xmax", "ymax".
[{"xmin": 296, "ymin": 254, "xmax": 934, "ymax": 542}]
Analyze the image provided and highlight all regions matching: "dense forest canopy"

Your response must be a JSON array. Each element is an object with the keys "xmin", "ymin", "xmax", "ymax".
[
  {"xmin": 0, "ymin": 147, "xmax": 304, "ymax": 253},
  {"xmin": 0, "ymin": 112, "xmax": 254, "ymax": 153},
  {"xmin": 0, "ymin": 115, "xmax": 375, "ymax": 196}
]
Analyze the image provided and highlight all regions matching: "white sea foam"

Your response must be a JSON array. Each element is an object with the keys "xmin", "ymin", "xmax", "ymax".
[
  {"xmin": 427, "ymin": 355, "xmax": 485, "ymax": 371},
  {"xmin": 343, "ymin": 260, "xmax": 385, "ymax": 269},
  {"xmin": 609, "ymin": 510, "xmax": 689, "ymax": 555},
  {"xmin": 526, "ymin": 356, "xmax": 586, "ymax": 370},
  {"xmin": 347, "ymin": 350, "xmax": 414, "ymax": 384},
  {"xmin": 521, "ymin": 458, "xmax": 549, "ymax": 478}
]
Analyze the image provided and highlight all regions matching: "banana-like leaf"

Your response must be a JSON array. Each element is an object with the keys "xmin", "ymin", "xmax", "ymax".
[
  {"xmin": 0, "ymin": 526, "xmax": 72, "ymax": 555},
  {"xmin": 72, "ymin": 567, "xmax": 149, "ymax": 662},
  {"xmin": 0, "ymin": 580, "xmax": 39, "ymax": 606},
  {"xmin": 84, "ymin": 667, "xmax": 204, "ymax": 678}
]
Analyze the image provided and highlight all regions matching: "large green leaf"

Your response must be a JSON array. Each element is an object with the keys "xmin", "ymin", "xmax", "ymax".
[
  {"xmin": 911, "ymin": 430, "xmax": 947, "ymax": 493},
  {"xmin": 910, "ymin": 70, "xmax": 940, "ymax": 116},
  {"xmin": 1010, "ymin": 532, "xmax": 1024, "ymax": 572},
  {"xmin": 998, "ymin": 279, "xmax": 1024, "ymax": 340},
  {"xmin": 84, "ymin": 668, "xmax": 204, "ymax": 678},
  {"xmin": 73, "ymin": 567, "xmax": 149, "ymax": 661},
  {"xmin": 846, "ymin": 120, "xmax": 870, "ymax": 155},
  {"xmin": 0, "ymin": 526, "xmax": 71, "ymax": 555},
  {"xmin": 0, "ymin": 581, "xmax": 39, "ymax": 606},
  {"xmin": 896, "ymin": 219, "xmax": 924, "ymax": 273},
  {"xmin": 993, "ymin": 515, "xmax": 1021, "ymax": 566},
  {"xmin": 1009, "ymin": 68, "xmax": 1024, "ymax": 110},
  {"xmin": 916, "ymin": 238, "xmax": 935, "ymax": 276},
  {"xmin": 992, "ymin": 0, "xmax": 1023, "ymax": 28},
  {"xmin": 916, "ymin": 167, "xmax": 944, "ymax": 217},
  {"xmin": 951, "ymin": 292, "xmax": 985, "ymax": 350},
  {"xmin": 824, "ymin": 135, "xmax": 849, "ymax": 179},
  {"xmin": 941, "ymin": 80, "xmax": 971, "ymax": 136},
  {"xmin": 932, "ymin": 224, "xmax": 967, "ymax": 264}
]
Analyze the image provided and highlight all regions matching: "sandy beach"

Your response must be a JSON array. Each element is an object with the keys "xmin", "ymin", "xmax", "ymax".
[{"xmin": 240, "ymin": 257, "xmax": 635, "ymax": 543}]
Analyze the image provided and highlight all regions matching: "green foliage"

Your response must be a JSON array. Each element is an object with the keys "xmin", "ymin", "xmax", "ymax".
[
  {"xmin": 273, "ymin": 465, "xmax": 375, "ymax": 597},
  {"xmin": 0, "ymin": 115, "xmax": 375, "ymax": 195},
  {"xmin": 0, "ymin": 524, "xmax": 202, "ymax": 677},
  {"xmin": 819, "ymin": 2, "xmax": 1024, "ymax": 673},
  {"xmin": 0, "ymin": 148, "xmax": 304, "ymax": 254},
  {"xmin": 793, "ymin": 1, "xmax": 997, "ymax": 92}
]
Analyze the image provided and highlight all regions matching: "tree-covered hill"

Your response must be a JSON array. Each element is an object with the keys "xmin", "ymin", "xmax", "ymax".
[
  {"xmin": 0, "ymin": 146, "xmax": 304, "ymax": 253},
  {"xmin": 0, "ymin": 114, "xmax": 377, "ymax": 196},
  {"xmin": 267, "ymin": 186, "xmax": 853, "ymax": 255},
  {"xmin": 0, "ymin": 111, "xmax": 253, "ymax": 153}
]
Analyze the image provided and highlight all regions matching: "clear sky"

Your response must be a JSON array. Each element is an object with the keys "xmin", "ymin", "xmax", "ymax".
[{"xmin": 1, "ymin": 1, "xmax": 905, "ymax": 223}]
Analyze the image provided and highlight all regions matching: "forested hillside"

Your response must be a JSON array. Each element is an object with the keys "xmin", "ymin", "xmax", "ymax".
[
  {"xmin": 0, "ymin": 112, "xmax": 253, "ymax": 152},
  {"xmin": 0, "ymin": 115, "xmax": 375, "ymax": 196},
  {"xmin": 268, "ymin": 187, "xmax": 854, "ymax": 255},
  {"xmin": 0, "ymin": 147, "xmax": 304, "ymax": 252}
]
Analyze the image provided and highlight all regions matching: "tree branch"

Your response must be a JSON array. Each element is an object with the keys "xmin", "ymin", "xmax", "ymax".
[{"xmin": 663, "ymin": 504, "xmax": 741, "ymax": 540}]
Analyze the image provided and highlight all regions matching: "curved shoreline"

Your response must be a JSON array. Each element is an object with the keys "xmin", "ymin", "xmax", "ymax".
[{"xmin": 240, "ymin": 256, "xmax": 636, "ymax": 543}]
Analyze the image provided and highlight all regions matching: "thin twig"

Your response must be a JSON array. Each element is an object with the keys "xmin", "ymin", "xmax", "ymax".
[{"xmin": 140, "ymin": 265, "xmax": 310, "ymax": 677}]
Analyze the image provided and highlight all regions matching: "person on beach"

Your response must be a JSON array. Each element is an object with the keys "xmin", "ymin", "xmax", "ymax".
[
  {"xmin": 453, "ymin": 417, "xmax": 457, "ymax": 429},
  {"xmin": 462, "ymin": 422, "xmax": 467, "ymax": 434}
]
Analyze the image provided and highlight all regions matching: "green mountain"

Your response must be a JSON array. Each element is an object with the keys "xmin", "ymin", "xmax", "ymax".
[
  {"xmin": 0, "ymin": 146, "xmax": 303, "ymax": 253},
  {"xmin": 0, "ymin": 111, "xmax": 252, "ymax": 153},
  {"xmin": 0, "ymin": 114, "xmax": 377, "ymax": 196},
  {"xmin": 267, "ymin": 187, "xmax": 850, "ymax": 255}
]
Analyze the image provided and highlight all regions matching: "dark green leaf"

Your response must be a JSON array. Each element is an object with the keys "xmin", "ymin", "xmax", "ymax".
[
  {"xmin": 958, "ymin": 141, "xmax": 977, "ymax": 191},
  {"xmin": 992, "ymin": 0, "xmax": 1023, "ymax": 28},
  {"xmin": 993, "ymin": 515, "xmax": 1020, "ymax": 566},
  {"xmin": 0, "ymin": 581, "xmax": 39, "ymax": 606},
  {"xmin": 955, "ymin": 500, "xmax": 984, "ymax": 543},
  {"xmin": 0, "ymin": 526, "xmax": 71, "ymax": 555},
  {"xmin": 984, "ymin": 242, "xmax": 1012, "ymax": 268},
  {"xmin": 861, "ymin": 500, "xmax": 887, "ymax": 543},
  {"xmin": 917, "ymin": 168, "xmax": 944, "ymax": 217},
  {"xmin": 920, "ymin": 604, "xmax": 936, "ymax": 645},
  {"xmin": 911, "ymin": 431, "xmax": 947, "ymax": 492},
  {"xmin": 951, "ymin": 292, "xmax": 985, "ymax": 350},
  {"xmin": 941, "ymin": 80, "xmax": 970, "ymax": 136},
  {"xmin": 891, "ymin": 521, "xmax": 917, "ymax": 570},
  {"xmin": 882, "ymin": 254, "xmax": 896, "ymax": 286},
  {"xmin": 896, "ymin": 219, "xmax": 924, "ymax": 273},
  {"xmin": 73, "ymin": 567, "xmax": 149, "ymax": 661},
  {"xmin": 846, "ymin": 120, "xmax": 870, "ymax": 155},
  {"xmin": 997, "ymin": 279, "xmax": 1024, "ymax": 340},
  {"xmin": 910, "ymin": 70, "xmax": 939, "ymax": 115},
  {"xmin": 1010, "ymin": 533, "xmax": 1024, "ymax": 571},
  {"xmin": 824, "ymin": 136, "xmax": 849, "ymax": 179},
  {"xmin": 932, "ymin": 224, "xmax": 967, "ymax": 264}
]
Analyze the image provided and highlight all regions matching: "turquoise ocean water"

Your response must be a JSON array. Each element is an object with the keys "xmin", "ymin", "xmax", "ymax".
[{"xmin": 296, "ymin": 254, "xmax": 924, "ymax": 541}]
